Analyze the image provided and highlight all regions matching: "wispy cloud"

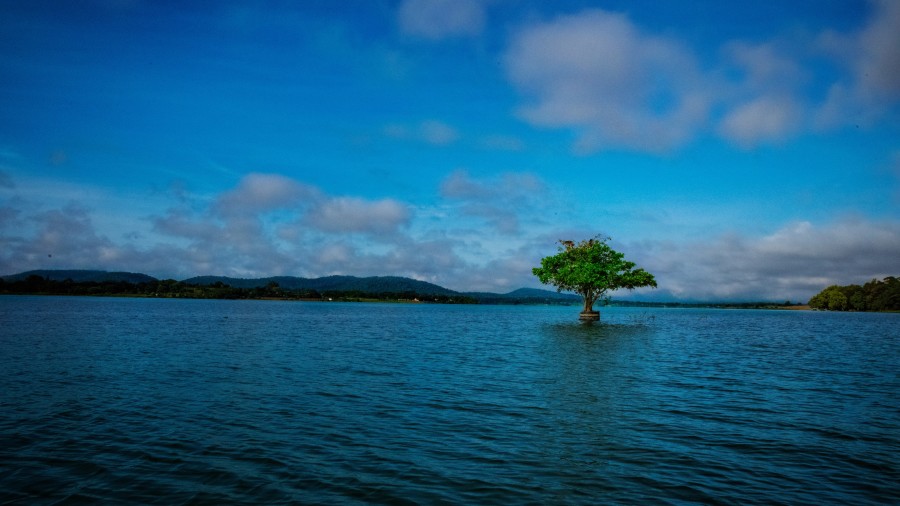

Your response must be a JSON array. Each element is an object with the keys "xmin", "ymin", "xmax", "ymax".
[
  {"xmin": 0, "ymin": 169, "xmax": 14, "ymax": 189},
  {"xmin": 2, "ymin": 170, "xmax": 898, "ymax": 301},
  {"xmin": 1, "ymin": 171, "xmax": 550, "ymax": 290},
  {"xmin": 214, "ymin": 173, "xmax": 320, "ymax": 215},
  {"xmin": 636, "ymin": 218, "xmax": 900, "ymax": 301},
  {"xmin": 504, "ymin": 9, "xmax": 710, "ymax": 153},
  {"xmin": 384, "ymin": 120, "xmax": 460, "ymax": 146},
  {"xmin": 815, "ymin": 0, "xmax": 900, "ymax": 128},
  {"xmin": 11, "ymin": 204, "xmax": 124, "ymax": 269},
  {"xmin": 856, "ymin": 0, "xmax": 900, "ymax": 99},
  {"xmin": 718, "ymin": 96, "xmax": 803, "ymax": 148},
  {"xmin": 716, "ymin": 40, "xmax": 807, "ymax": 147},
  {"xmin": 503, "ymin": 2, "xmax": 900, "ymax": 153},
  {"xmin": 397, "ymin": 0, "xmax": 485, "ymax": 40},
  {"xmin": 304, "ymin": 197, "xmax": 411, "ymax": 235},
  {"xmin": 440, "ymin": 170, "xmax": 546, "ymax": 234},
  {"xmin": 419, "ymin": 120, "xmax": 459, "ymax": 145}
]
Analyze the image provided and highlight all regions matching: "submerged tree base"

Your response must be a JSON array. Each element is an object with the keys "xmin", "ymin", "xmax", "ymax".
[{"xmin": 579, "ymin": 310, "xmax": 600, "ymax": 321}]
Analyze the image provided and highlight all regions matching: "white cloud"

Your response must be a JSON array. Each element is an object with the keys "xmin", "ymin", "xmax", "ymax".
[
  {"xmin": 440, "ymin": 170, "xmax": 547, "ymax": 234},
  {"xmin": 144, "ymin": 175, "xmax": 414, "ymax": 276},
  {"xmin": 142, "ymin": 172, "xmax": 327, "ymax": 277},
  {"xmin": 718, "ymin": 96, "xmax": 803, "ymax": 148},
  {"xmin": 504, "ymin": 3, "xmax": 900, "ymax": 153},
  {"xmin": 0, "ymin": 174, "xmax": 601, "ymax": 291},
  {"xmin": 504, "ymin": 9, "xmax": 710, "ymax": 153},
  {"xmin": 440, "ymin": 170, "xmax": 490, "ymax": 199},
  {"xmin": 304, "ymin": 197, "xmax": 411, "ymax": 235},
  {"xmin": 716, "ymin": 41, "xmax": 807, "ymax": 146},
  {"xmin": 638, "ymin": 218, "xmax": 900, "ymax": 301},
  {"xmin": 855, "ymin": 0, "xmax": 900, "ymax": 99},
  {"xmin": 815, "ymin": 0, "xmax": 900, "ymax": 128},
  {"xmin": 723, "ymin": 41, "xmax": 806, "ymax": 93},
  {"xmin": 397, "ymin": 0, "xmax": 485, "ymax": 40},
  {"xmin": 311, "ymin": 241, "xmax": 355, "ymax": 270},
  {"xmin": 214, "ymin": 173, "xmax": 319, "ymax": 215},
  {"xmin": 152, "ymin": 208, "xmax": 223, "ymax": 242},
  {"xmin": 304, "ymin": 236, "xmax": 467, "ymax": 286},
  {"xmin": 815, "ymin": 83, "xmax": 869, "ymax": 129},
  {"xmin": 3, "ymin": 169, "xmax": 897, "ymax": 300},
  {"xmin": 441, "ymin": 169, "xmax": 543, "ymax": 199},
  {"xmin": 452, "ymin": 240, "xmax": 549, "ymax": 293},
  {"xmin": 0, "ymin": 203, "xmax": 140, "ymax": 273}
]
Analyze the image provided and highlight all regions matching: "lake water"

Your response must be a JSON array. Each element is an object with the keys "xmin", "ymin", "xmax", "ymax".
[{"xmin": 1, "ymin": 296, "xmax": 898, "ymax": 505}]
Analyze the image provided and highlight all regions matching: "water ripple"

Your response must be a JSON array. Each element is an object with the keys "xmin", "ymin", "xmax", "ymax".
[{"xmin": 1, "ymin": 298, "xmax": 898, "ymax": 504}]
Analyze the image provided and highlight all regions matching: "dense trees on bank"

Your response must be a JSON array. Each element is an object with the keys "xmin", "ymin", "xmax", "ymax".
[
  {"xmin": 0, "ymin": 275, "xmax": 477, "ymax": 304},
  {"xmin": 808, "ymin": 277, "xmax": 899, "ymax": 311}
]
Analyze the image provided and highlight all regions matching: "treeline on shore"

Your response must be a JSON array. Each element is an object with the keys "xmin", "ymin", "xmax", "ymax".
[
  {"xmin": 808, "ymin": 277, "xmax": 899, "ymax": 311},
  {"xmin": 0, "ymin": 275, "xmax": 477, "ymax": 304},
  {"xmin": 607, "ymin": 301, "xmax": 800, "ymax": 310}
]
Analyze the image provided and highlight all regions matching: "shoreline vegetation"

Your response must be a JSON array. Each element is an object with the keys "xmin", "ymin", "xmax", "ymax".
[
  {"xmin": 807, "ymin": 277, "xmax": 900, "ymax": 312},
  {"xmin": 0, "ymin": 269, "xmax": 827, "ymax": 310}
]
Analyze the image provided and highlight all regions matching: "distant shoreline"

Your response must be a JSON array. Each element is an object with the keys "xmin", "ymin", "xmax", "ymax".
[
  {"xmin": 0, "ymin": 269, "xmax": 824, "ymax": 309},
  {"xmin": 10, "ymin": 294, "xmax": 900, "ymax": 313},
  {"xmin": 1, "ymin": 292, "xmax": 824, "ymax": 310}
]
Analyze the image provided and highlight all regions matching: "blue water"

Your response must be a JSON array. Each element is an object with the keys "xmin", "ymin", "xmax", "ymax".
[{"xmin": 1, "ymin": 296, "xmax": 898, "ymax": 504}]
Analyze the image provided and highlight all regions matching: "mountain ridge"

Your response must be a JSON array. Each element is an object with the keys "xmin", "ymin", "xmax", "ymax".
[
  {"xmin": 1, "ymin": 269, "xmax": 801, "ymax": 307},
  {"xmin": 2, "ymin": 269, "xmax": 575, "ymax": 302},
  {"xmin": 182, "ymin": 274, "xmax": 459, "ymax": 296},
  {"xmin": 1, "ymin": 269, "xmax": 157, "ymax": 284}
]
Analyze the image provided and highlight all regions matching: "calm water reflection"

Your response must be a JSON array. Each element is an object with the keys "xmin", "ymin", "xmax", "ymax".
[{"xmin": 1, "ymin": 297, "xmax": 897, "ymax": 504}]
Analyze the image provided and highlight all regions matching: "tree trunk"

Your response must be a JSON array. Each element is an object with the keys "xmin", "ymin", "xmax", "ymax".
[
  {"xmin": 579, "ymin": 290, "xmax": 600, "ymax": 320},
  {"xmin": 582, "ymin": 296, "xmax": 594, "ymax": 312}
]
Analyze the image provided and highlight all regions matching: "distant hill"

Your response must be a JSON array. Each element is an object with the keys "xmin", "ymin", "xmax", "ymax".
[
  {"xmin": 2, "ymin": 269, "xmax": 157, "ymax": 284},
  {"xmin": 182, "ymin": 275, "xmax": 458, "ymax": 296},
  {"xmin": 505, "ymin": 288, "xmax": 581, "ymax": 300},
  {"xmin": 184, "ymin": 274, "xmax": 582, "ymax": 303},
  {"xmin": 183, "ymin": 275, "xmax": 303, "ymax": 289},
  {"xmin": 466, "ymin": 287, "xmax": 581, "ymax": 304},
  {"xmin": 2, "ymin": 269, "xmax": 580, "ymax": 304},
  {"xmin": 1, "ymin": 270, "xmax": 800, "ymax": 307}
]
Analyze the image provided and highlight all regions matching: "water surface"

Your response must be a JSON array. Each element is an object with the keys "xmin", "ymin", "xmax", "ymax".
[{"xmin": 1, "ymin": 296, "xmax": 897, "ymax": 504}]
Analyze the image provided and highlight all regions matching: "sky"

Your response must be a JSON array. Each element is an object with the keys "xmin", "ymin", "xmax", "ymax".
[{"xmin": 1, "ymin": 0, "xmax": 898, "ymax": 302}]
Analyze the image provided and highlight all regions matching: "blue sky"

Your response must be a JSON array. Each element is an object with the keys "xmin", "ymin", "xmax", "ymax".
[{"xmin": 1, "ymin": 0, "xmax": 898, "ymax": 301}]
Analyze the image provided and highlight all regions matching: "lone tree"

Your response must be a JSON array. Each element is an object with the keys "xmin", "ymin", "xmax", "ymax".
[{"xmin": 533, "ymin": 236, "xmax": 657, "ymax": 320}]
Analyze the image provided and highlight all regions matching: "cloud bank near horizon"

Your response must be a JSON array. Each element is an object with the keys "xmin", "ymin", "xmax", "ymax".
[{"xmin": 2, "ymin": 171, "xmax": 896, "ymax": 302}]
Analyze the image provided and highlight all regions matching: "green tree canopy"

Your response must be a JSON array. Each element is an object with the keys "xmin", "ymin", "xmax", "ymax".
[
  {"xmin": 532, "ymin": 236, "xmax": 657, "ymax": 318},
  {"xmin": 808, "ymin": 277, "xmax": 900, "ymax": 311}
]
